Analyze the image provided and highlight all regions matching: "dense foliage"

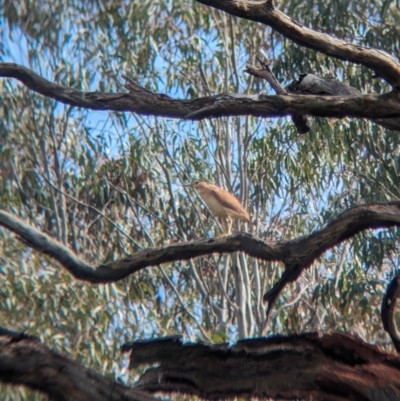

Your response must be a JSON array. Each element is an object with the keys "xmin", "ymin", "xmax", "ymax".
[{"xmin": 1, "ymin": 0, "xmax": 400, "ymax": 399}]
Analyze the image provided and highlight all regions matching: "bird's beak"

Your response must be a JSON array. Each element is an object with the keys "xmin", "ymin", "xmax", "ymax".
[{"xmin": 182, "ymin": 183, "xmax": 192, "ymax": 187}]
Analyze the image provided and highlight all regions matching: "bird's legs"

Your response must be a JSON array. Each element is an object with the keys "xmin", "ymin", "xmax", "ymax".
[
  {"xmin": 226, "ymin": 216, "xmax": 233, "ymax": 236},
  {"xmin": 216, "ymin": 217, "xmax": 233, "ymax": 237}
]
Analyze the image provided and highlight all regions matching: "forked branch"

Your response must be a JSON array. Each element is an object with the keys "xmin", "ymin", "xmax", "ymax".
[
  {"xmin": 2, "ymin": 202, "xmax": 400, "ymax": 348},
  {"xmin": 245, "ymin": 56, "xmax": 311, "ymax": 133},
  {"xmin": 1, "ymin": 203, "xmax": 400, "ymax": 286},
  {"xmin": 195, "ymin": 0, "xmax": 400, "ymax": 88}
]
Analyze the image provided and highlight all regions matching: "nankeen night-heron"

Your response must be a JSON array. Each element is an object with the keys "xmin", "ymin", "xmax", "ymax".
[{"xmin": 185, "ymin": 180, "xmax": 250, "ymax": 235}]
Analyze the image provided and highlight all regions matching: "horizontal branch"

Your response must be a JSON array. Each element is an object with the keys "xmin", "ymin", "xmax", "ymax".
[
  {"xmin": 0, "ymin": 328, "xmax": 156, "ymax": 401},
  {"xmin": 0, "ymin": 209, "xmax": 280, "ymax": 283},
  {"xmin": 2, "ymin": 63, "xmax": 400, "ymax": 122},
  {"xmin": 195, "ymin": 0, "xmax": 400, "ymax": 89},
  {"xmin": 2, "ymin": 202, "xmax": 400, "ymax": 312},
  {"xmin": 123, "ymin": 333, "xmax": 400, "ymax": 400}
]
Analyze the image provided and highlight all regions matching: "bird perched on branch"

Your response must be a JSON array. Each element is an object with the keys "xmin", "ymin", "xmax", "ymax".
[{"xmin": 185, "ymin": 180, "xmax": 250, "ymax": 236}]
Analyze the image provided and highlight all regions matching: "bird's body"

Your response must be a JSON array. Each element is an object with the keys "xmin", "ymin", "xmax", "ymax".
[{"xmin": 187, "ymin": 180, "xmax": 250, "ymax": 235}]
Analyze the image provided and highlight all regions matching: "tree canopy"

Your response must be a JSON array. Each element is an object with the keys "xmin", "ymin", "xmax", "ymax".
[{"xmin": 1, "ymin": 0, "xmax": 400, "ymax": 400}]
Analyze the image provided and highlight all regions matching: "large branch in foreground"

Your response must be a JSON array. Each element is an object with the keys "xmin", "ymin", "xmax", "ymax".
[
  {"xmin": 195, "ymin": 0, "xmax": 400, "ymax": 89},
  {"xmin": 2, "ymin": 63, "xmax": 400, "ymax": 121},
  {"xmin": 0, "ymin": 328, "xmax": 156, "ymax": 401},
  {"xmin": 381, "ymin": 273, "xmax": 400, "ymax": 352},
  {"xmin": 122, "ymin": 333, "xmax": 400, "ymax": 401}
]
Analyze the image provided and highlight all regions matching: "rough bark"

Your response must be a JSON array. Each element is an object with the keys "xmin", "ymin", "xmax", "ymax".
[
  {"xmin": 1, "ymin": 63, "xmax": 400, "ymax": 123},
  {"xmin": 2, "ymin": 1, "xmax": 400, "ymax": 399},
  {"xmin": 195, "ymin": 0, "xmax": 400, "ymax": 89},
  {"xmin": 2, "ymin": 202, "xmax": 400, "ymax": 349},
  {"xmin": 0, "ymin": 328, "xmax": 156, "ymax": 401},
  {"xmin": 123, "ymin": 333, "xmax": 400, "ymax": 401},
  {"xmin": 382, "ymin": 274, "xmax": 400, "ymax": 352}
]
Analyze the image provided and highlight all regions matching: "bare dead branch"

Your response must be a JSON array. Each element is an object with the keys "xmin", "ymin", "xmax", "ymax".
[
  {"xmin": 0, "ymin": 209, "xmax": 277, "ymax": 282},
  {"xmin": 0, "ymin": 327, "xmax": 157, "ymax": 401},
  {"xmin": 245, "ymin": 56, "xmax": 311, "ymax": 133},
  {"xmin": 2, "ymin": 63, "xmax": 400, "ymax": 123},
  {"xmin": 0, "ymin": 210, "xmax": 97, "ymax": 280},
  {"xmin": 195, "ymin": 0, "xmax": 400, "ymax": 89},
  {"xmin": 381, "ymin": 273, "xmax": 400, "ymax": 352},
  {"xmin": 122, "ymin": 333, "xmax": 400, "ymax": 401},
  {"xmin": 244, "ymin": 56, "xmax": 287, "ymax": 95}
]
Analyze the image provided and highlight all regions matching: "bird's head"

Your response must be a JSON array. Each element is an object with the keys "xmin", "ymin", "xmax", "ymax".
[{"xmin": 184, "ymin": 180, "xmax": 208, "ymax": 190}]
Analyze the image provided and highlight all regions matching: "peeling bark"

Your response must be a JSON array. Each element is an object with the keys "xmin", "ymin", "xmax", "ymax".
[
  {"xmin": 2, "ymin": 1, "xmax": 400, "ymax": 399},
  {"xmin": 0, "ymin": 328, "xmax": 156, "ymax": 401},
  {"xmin": 3, "ymin": 327, "xmax": 399, "ymax": 401},
  {"xmin": 123, "ymin": 333, "xmax": 400, "ymax": 401}
]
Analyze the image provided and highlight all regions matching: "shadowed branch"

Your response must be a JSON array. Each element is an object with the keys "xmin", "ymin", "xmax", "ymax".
[
  {"xmin": 0, "ymin": 327, "xmax": 157, "ymax": 401},
  {"xmin": 122, "ymin": 333, "xmax": 400, "ymax": 400},
  {"xmin": 381, "ymin": 273, "xmax": 400, "ymax": 352},
  {"xmin": 245, "ymin": 56, "xmax": 311, "ymax": 133}
]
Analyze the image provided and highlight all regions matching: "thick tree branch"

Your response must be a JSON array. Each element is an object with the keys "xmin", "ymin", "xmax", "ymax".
[
  {"xmin": 0, "ymin": 328, "xmax": 157, "ymax": 401},
  {"xmin": 285, "ymin": 72, "xmax": 400, "ymax": 131},
  {"xmin": 0, "ymin": 209, "xmax": 279, "ymax": 282},
  {"xmin": 2, "ymin": 202, "xmax": 400, "ymax": 322},
  {"xmin": 123, "ymin": 333, "xmax": 400, "ymax": 401},
  {"xmin": 195, "ymin": 0, "xmax": 400, "ymax": 89},
  {"xmin": 262, "ymin": 202, "xmax": 400, "ymax": 317},
  {"xmin": 0, "ymin": 210, "xmax": 97, "ymax": 280},
  {"xmin": 2, "ymin": 63, "xmax": 400, "ymax": 122},
  {"xmin": 0, "ymin": 328, "xmax": 38, "ymax": 342},
  {"xmin": 381, "ymin": 273, "xmax": 400, "ymax": 352}
]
